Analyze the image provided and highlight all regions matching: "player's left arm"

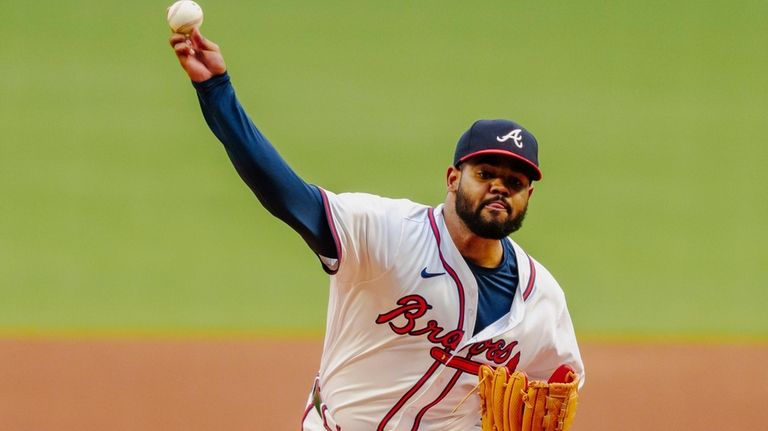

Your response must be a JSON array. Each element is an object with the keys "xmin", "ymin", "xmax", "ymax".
[
  {"xmin": 552, "ymin": 299, "xmax": 585, "ymax": 389},
  {"xmin": 525, "ymin": 273, "xmax": 585, "ymax": 388}
]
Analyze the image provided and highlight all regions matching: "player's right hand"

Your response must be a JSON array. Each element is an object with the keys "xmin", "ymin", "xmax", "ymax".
[{"xmin": 169, "ymin": 28, "xmax": 227, "ymax": 83}]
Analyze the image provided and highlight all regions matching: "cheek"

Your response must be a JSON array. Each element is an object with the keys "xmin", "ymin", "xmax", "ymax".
[
  {"xmin": 457, "ymin": 179, "xmax": 482, "ymax": 199},
  {"xmin": 510, "ymin": 193, "xmax": 530, "ymax": 210},
  {"xmin": 457, "ymin": 185, "xmax": 484, "ymax": 212}
]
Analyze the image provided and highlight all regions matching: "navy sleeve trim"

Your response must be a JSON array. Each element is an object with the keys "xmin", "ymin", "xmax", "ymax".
[{"xmin": 192, "ymin": 72, "xmax": 231, "ymax": 91}]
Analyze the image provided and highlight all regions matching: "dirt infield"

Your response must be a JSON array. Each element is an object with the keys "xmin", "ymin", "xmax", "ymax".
[{"xmin": 0, "ymin": 338, "xmax": 764, "ymax": 430}]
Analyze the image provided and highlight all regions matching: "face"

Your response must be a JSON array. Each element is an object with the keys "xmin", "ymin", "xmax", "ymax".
[{"xmin": 449, "ymin": 155, "xmax": 534, "ymax": 239}]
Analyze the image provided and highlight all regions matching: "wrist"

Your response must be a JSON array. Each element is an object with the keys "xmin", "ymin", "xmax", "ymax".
[{"xmin": 192, "ymin": 71, "xmax": 230, "ymax": 91}]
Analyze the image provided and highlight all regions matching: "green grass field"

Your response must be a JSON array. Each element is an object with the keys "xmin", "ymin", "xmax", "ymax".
[{"xmin": 1, "ymin": 0, "xmax": 766, "ymax": 339}]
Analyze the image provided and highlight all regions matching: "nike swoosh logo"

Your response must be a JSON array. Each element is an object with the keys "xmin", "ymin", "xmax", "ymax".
[{"xmin": 420, "ymin": 267, "xmax": 446, "ymax": 278}]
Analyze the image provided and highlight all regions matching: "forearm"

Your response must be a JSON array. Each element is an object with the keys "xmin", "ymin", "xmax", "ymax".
[{"xmin": 193, "ymin": 73, "xmax": 336, "ymax": 258}]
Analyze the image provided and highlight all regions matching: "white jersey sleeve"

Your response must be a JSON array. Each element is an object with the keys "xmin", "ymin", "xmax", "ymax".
[
  {"xmin": 319, "ymin": 189, "xmax": 422, "ymax": 282},
  {"xmin": 520, "ymin": 259, "xmax": 586, "ymax": 388}
]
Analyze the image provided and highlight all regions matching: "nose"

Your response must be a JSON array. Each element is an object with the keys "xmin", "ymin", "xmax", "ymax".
[{"xmin": 489, "ymin": 178, "xmax": 510, "ymax": 196}]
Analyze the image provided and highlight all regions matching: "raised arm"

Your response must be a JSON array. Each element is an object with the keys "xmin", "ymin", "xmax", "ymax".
[{"xmin": 169, "ymin": 29, "xmax": 337, "ymax": 260}]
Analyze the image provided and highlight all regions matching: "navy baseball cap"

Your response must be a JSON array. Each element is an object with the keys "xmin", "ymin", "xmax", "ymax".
[{"xmin": 453, "ymin": 119, "xmax": 542, "ymax": 181}]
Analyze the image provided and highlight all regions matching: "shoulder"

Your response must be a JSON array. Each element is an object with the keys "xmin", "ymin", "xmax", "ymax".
[
  {"xmin": 531, "ymin": 257, "xmax": 565, "ymax": 298},
  {"xmin": 508, "ymin": 239, "xmax": 567, "ymax": 305},
  {"xmin": 321, "ymin": 189, "xmax": 429, "ymax": 220},
  {"xmin": 319, "ymin": 190, "xmax": 430, "ymax": 279}
]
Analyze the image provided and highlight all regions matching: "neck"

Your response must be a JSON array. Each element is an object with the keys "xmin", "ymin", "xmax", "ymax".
[{"xmin": 442, "ymin": 200, "xmax": 504, "ymax": 268}]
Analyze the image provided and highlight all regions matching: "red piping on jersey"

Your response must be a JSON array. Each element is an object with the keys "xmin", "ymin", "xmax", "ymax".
[
  {"xmin": 318, "ymin": 189, "xmax": 342, "ymax": 275},
  {"xmin": 321, "ymin": 405, "xmax": 341, "ymax": 431},
  {"xmin": 377, "ymin": 208, "xmax": 467, "ymax": 431},
  {"xmin": 301, "ymin": 373, "xmax": 320, "ymax": 429},
  {"xmin": 522, "ymin": 254, "xmax": 536, "ymax": 301},
  {"xmin": 301, "ymin": 375, "xmax": 320, "ymax": 429},
  {"xmin": 426, "ymin": 208, "xmax": 466, "ymax": 330},
  {"xmin": 410, "ymin": 369, "xmax": 464, "ymax": 430},
  {"xmin": 303, "ymin": 375, "xmax": 342, "ymax": 431},
  {"xmin": 376, "ymin": 360, "xmax": 443, "ymax": 431},
  {"xmin": 301, "ymin": 402, "xmax": 313, "ymax": 429}
]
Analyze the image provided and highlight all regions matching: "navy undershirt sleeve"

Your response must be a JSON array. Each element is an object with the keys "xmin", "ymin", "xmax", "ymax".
[{"xmin": 192, "ymin": 72, "xmax": 337, "ymax": 259}]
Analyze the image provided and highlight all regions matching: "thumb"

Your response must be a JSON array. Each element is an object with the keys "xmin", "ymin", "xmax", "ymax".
[{"xmin": 191, "ymin": 28, "xmax": 218, "ymax": 51}]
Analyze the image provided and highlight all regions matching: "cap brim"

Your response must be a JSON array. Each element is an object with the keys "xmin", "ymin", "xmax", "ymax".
[{"xmin": 457, "ymin": 149, "xmax": 542, "ymax": 181}]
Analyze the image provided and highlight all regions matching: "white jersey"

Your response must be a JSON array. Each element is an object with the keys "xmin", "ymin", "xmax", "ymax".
[{"xmin": 302, "ymin": 190, "xmax": 584, "ymax": 431}]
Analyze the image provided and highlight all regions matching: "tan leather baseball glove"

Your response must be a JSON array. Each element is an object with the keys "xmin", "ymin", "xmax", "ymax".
[{"xmin": 479, "ymin": 364, "xmax": 579, "ymax": 431}]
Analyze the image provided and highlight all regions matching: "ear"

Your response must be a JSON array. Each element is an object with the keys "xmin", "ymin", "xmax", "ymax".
[
  {"xmin": 446, "ymin": 166, "xmax": 461, "ymax": 192},
  {"xmin": 527, "ymin": 185, "xmax": 535, "ymax": 199}
]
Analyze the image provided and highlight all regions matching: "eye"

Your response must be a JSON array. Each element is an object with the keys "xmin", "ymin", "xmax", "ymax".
[{"xmin": 477, "ymin": 170, "xmax": 492, "ymax": 179}]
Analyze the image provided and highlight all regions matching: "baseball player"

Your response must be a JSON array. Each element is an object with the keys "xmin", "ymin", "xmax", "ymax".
[{"xmin": 170, "ymin": 29, "xmax": 584, "ymax": 431}]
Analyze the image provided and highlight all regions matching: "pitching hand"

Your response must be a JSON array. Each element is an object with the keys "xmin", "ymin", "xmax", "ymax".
[{"xmin": 169, "ymin": 28, "xmax": 226, "ymax": 82}]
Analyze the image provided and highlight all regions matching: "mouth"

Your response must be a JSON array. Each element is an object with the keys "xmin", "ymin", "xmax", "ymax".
[{"xmin": 483, "ymin": 199, "xmax": 510, "ymax": 212}]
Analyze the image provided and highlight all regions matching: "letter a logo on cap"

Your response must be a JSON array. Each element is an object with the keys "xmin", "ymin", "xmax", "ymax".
[{"xmin": 496, "ymin": 129, "xmax": 524, "ymax": 148}]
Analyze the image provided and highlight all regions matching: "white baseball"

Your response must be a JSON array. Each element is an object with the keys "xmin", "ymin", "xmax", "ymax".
[{"xmin": 167, "ymin": 1, "xmax": 204, "ymax": 34}]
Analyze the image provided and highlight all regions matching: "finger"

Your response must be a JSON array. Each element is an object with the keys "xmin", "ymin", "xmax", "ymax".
[
  {"xmin": 191, "ymin": 28, "xmax": 218, "ymax": 51},
  {"xmin": 169, "ymin": 33, "xmax": 189, "ymax": 47},
  {"xmin": 176, "ymin": 48, "xmax": 200, "ymax": 69},
  {"xmin": 173, "ymin": 41, "xmax": 194, "ymax": 56}
]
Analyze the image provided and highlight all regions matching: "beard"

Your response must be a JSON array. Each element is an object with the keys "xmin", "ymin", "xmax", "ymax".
[{"xmin": 455, "ymin": 183, "xmax": 528, "ymax": 240}]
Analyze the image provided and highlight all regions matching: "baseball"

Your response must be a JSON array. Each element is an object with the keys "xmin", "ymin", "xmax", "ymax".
[{"xmin": 167, "ymin": 1, "xmax": 204, "ymax": 34}]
